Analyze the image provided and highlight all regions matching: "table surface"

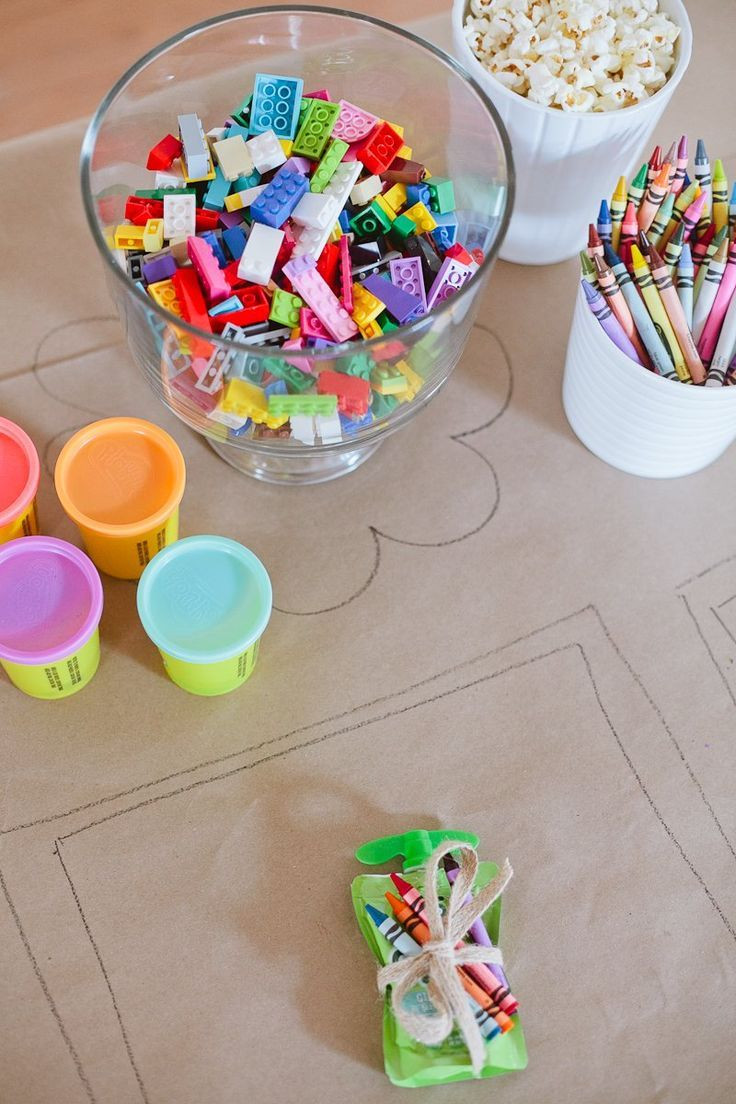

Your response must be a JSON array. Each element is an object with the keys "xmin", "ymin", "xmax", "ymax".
[{"xmin": 2, "ymin": 4, "xmax": 736, "ymax": 1103}]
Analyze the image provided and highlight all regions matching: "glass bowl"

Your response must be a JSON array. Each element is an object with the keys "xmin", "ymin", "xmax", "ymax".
[{"xmin": 81, "ymin": 6, "xmax": 514, "ymax": 483}]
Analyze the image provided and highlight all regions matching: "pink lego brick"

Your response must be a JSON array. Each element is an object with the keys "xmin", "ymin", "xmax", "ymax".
[
  {"xmin": 339, "ymin": 234, "xmax": 353, "ymax": 313},
  {"xmin": 187, "ymin": 236, "xmax": 231, "ymax": 304},
  {"xmin": 283, "ymin": 256, "xmax": 358, "ymax": 343},
  {"xmin": 333, "ymin": 99, "xmax": 378, "ymax": 143},
  {"xmin": 299, "ymin": 307, "xmax": 331, "ymax": 340}
]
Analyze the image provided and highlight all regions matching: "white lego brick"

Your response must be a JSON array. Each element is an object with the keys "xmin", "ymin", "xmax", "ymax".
[
  {"xmin": 225, "ymin": 184, "xmax": 267, "ymax": 212},
  {"xmin": 178, "ymin": 113, "xmax": 210, "ymax": 179},
  {"xmin": 316, "ymin": 411, "xmax": 342, "ymax": 443},
  {"xmin": 163, "ymin": 193, "xmax": 196, "ymax": 239},
  {"xmin": 292, "ymin": 161, "xmax": 361, "ymax": 260},
  {"xmin": 154, "ymin": 165, "xmax": 186, "ymax": 189},
  {"xmin": 291, "ymin": 193, "xmax": 339, "ymax": 229},
  {"xmin": 289, "ymin": 414, "xmax": 315, "ymax": 445},
  {"xmin": 245, "ymin": 129, "xmax": 287, "ymax": 174},
  {"xmin": 208, "ymin": 406, "xmax": 250, "ymax": 430},
  {"xmin": 212, "ymin": 135, "xmax": 255, "ymax": 182},
  {"xmin": 237, "ymin": 223, "xmax": 284, "ymax": 285},
  {"xmin": 207, "ymin": 126, "xmax": 228, "ymax": 143},
  {"xmin": 350, "ymin": 175, "xmax": 382, "ymax": 206}
]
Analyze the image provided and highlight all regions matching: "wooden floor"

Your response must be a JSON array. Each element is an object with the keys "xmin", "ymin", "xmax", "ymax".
[{"xmin": 2, "ymin": 0, "xmax": 449, "ymax": 141}]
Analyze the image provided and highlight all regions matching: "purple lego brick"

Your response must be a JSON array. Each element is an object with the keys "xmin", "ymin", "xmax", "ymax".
[
  {"xmin": 219, "ymin": 209, "xmax": 246, "ymax": 229},
  {"xmin": 426, "ymin": 257, "xmax": 474, "ymax": 310},
  {"xmin": 362, "ymin": 273, "xmax": 423, "ymax": 324},
  {"xmin": 142, "ymin": 254, "xmax": 177, "ymax": 284},
  {"xmin": 282, "ymin": 155, "xmax": 312, "ymax": 175},
  {"xmin": 389, "ymin": 256, "xmax": 427, "ymax": 313}
]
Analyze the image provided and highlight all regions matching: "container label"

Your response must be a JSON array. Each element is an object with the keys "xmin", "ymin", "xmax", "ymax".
[
  {"xmin": 136, "ymin": 540, "xmax": 151, "ymax": 567},
  {"xmin": 44, "ymin": 666, "xmax": 64, "ymax": 692},
  {"xmin": 66, "ymin": 654, "xmax": 81, "ymax": 686}
]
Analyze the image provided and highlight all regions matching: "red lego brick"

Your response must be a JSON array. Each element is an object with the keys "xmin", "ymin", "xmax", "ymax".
[
  {"xmin": 357, "ymin": 122, "xmax": 403, "ymax": 175},
  {"xmin": 171, "ymin": 267, "xmax": 212, "ymax": 332},
  {"xmin": 195, "ymin": 207, "xmax": 221, "ymax": 232},
  {"xmin": 316, "ymin": 241, "xmax": 340, "ymax": 290},
  {"xmin": 147, "ymin": 134, "xmax": 183, "ymax": 172},
  {"xmin": 317, "ymin": 369, "xmax": 371, "ymax": 416}
]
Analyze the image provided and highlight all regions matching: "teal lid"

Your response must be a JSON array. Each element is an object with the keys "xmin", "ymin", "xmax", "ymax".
[
  {"xmin": 356, "ymin": 829, "xmax": 479, "ymax": 872},
  {"xmin": 136, "ymin": 535, "xmax": 272, "ymax": 663}
]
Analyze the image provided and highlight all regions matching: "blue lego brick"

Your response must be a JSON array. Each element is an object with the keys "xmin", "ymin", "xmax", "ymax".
[
  {"xmin": 224, "ymin": 123, "xmax": 250, "ymax": 140},
  {"xmin": 431, "ymin": 211, "xmax": 459, "ymax": 250},
  {"xmin": 228, "ymin": 419, "xmax": 253, "ymax": 438},
  {"xmin": 264, "ymin": 378, "xmax": 288, "ymax": 398},
  {"xmin": 406, "ymin": 183, "xmax": 431, "ymax": 207},
  {"xmin": 249, "ymin": 74, "xmax": 304, "ymax": 140},
  {"xmin": 201, "ymin": 230, "xmax": 227, "ymax": 268},
  {"xmin": 208, "ymin": 295, "xmax": 242, "ymax": 317},
  {"xmin": 203, "ymin": 166, "xmax": 231, "ymax": 211},
  {"xmin": 339, "ymin": 410, "xmax": 373, "ymax": 436},
  {"xmin": 222, "ymin": 225, "xmax": 248, "ymax": 261},
  {"xmin": 250, "ymin": 167, "xmax": 309, "ymax": 228},
  {"xmin": 338, "ymin": 209, "xmax": 351, "ymax": 233}
]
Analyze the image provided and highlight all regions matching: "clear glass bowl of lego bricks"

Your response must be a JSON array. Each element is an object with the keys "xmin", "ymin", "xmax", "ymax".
[{"xmin": 81, "ymin": 7, "xmax": 514, "ymax": 484}]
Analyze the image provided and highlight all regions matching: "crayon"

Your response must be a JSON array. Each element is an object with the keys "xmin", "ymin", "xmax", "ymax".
[
  {"xmin": 691, "ymin": 238, "xmax": 729, "ymax": 343},
  {"xmin": 605, "ymin": 243, "xmax": 677, "ymax": 378},
  {"xmin": 364, "ymin": 903, "xmax": 502, "ymax": 1041},
  {"xmin": 627, "ymin": 163, "xmax": 648, "ymax": 210},
  {"xmin": 705, "ymin": 290, "xmax": 736, "ymax": 387},
  {"xmin": 648, "ymin": 246, "xmax": 705, "ymax": 383},
  {"xmin": 697, "ymin": 241, "xmax": 736, "ymax": 364},
  {"xmin": 680, "ymin": 191, "xmax": 707, "ymax": 243},
  {"xmin": 660, "ymin": 180, "xmax": 700, "ymax": 248},
  {"xmin": 587, "ymin": 223, "xmax": 604, "ymax": 260},
  {"xmin": 442, "ymin": 857, "xmax": 511, "ymax": 996},
  {"xmin": 638, "ymin": 229, "xmax": 652, "ymax": 258},
  {"xmin": 610, "ymin": 176, "xmax": 627, "ymax": 250},
  {"xmin": 384, "ymin": 892, "xmax": 514, "ymax": 1033},
  {"xmin": 620, "ymin": 200, "xmax": 639, "ymax": 250},
  {"xmin": 729, "ymin": 181, "xmax": 736, "ymax": 235},
  {"xmin": 676, "ymin": 243, "xmax": 694, "ymax": 331},
  {"xmin": 630, "ymin": 244, "xmax": 689, "ymax": 381},
  {"xmin": 671, "ymin": 135, "xmax": 688, "ymax": 195},
  {"xmin": 580, "ymin": 250, "xmax": 596, "ymax": 285},
  {"xmin": 662, "ymin": 221, "xmax": 686, "ymax": 271},
  {"xmin": 647, "ymin": 144, "xmax": 662, "ymax": 185},
  {"xmin": 648, "ymin": 192, "xmax": 675, "ymax": 248},
  {"xmin": 693, "ymin": 225, "xmax": 727, "ymax": 302},
  {"xmin": 712, "ymin": 159, "xmax": 729, "ymax": 234},
  {"xmin": 593, "ymin": 254, "xmax": 650, "ymax": 366},
  {"xmin": 637, "ymin": 164, "xmax": 671, "ymax": 232},
  {"xmin": 388, "ymin": 873, "xmax": 517, "ymax": 1015},
  {"xmin": 694, "ymin": 138, "xmax": 712, "ymax": 211},
  {"xmin": 582, "ymin": 279, "xmax": 644, "ymax": 365},
  {"xmin": 691, "ymin": 223, "xmax": 717, "ymax": 274},
  {"xmin": 597, "ymin": 199, "xmax": 613, "ymax": 246},
  {"xmin": 662, "ymin": 141, "xmax": 678, "ymax": 190}
]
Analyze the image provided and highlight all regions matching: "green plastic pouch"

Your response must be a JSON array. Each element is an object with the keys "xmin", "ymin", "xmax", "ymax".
[{"xmin": 351, "ymin": 829, "xmax": 528, "ymax": 1088}]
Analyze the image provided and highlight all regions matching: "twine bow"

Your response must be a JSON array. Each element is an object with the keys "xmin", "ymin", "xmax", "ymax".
[{"xmin": 377, "ymin": 839, "xmax": 512, "ymax": 1075}]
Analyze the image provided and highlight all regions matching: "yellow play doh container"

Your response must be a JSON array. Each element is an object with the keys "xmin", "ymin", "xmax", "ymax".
[{"xmin": 0, "ymin": 417, "xmax": 40, "ymax": 542}]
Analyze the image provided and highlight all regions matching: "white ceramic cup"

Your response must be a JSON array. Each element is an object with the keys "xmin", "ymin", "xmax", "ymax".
[
  {"xmin": 563, "ymin": 282, "xmax": 736, "ymax": 478},
  {"xmin": 451, "ymin": 0, "xmax": 692, "ymax": 266}
]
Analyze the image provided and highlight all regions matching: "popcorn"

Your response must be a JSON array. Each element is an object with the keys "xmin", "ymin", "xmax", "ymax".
[{"xmin": 464, "ymin": 0, "xmax": 680, "ymax": 111}]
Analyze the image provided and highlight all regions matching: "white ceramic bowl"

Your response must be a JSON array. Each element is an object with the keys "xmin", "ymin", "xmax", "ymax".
[
  {"xmin": 452, "ymin": 0, "xmax": 692, "ymax": 266},
  {"xmin": 563, "ymin": 282, "xmax": 736, "ymax": 478}
]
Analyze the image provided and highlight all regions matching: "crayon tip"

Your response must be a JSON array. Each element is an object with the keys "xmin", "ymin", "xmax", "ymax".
[
  {"xmin": 592, "ymin": 253, "xmax": 607, "ymax": 275},
  {"xmin": 632, "ymin": 163, "xmax": 648, "ymax": 188},
  {"xmin": 713, "ymin": 158, "xmax": 727, "ymax": 183},
  {"xmin": 678, "ymin": 242, "xmax": 692, "ymax": 267},
  {"xmin": 683, "ymin": 171, "xmax": 691, "ymax": 188},
  {"xmin": 581, "ymin": 278, "xmax": 597, "ymax": 301},
  {"xmin": 654, "ymin": 164, "xmax": 671, "ymax": 188},
  {"xmin": 603, "ymin": 243, "xmax": 621, "ymax": 267},
  {"xmin": 623, "ymin": 199, "xmax": 637, "ymax": 223},
  {"xmin": 714, "ymin": 238, "xmax": 729, "ymax": 263},
  {"xmin": 670, "ymin": 221, "xmax": 685, "ymax": 245},
  {"xmin": 630, "ymin": 243, "xmax": 645, "ymax": 266},
  {"xmin": 365, "ymin": 903, "xmax": 388, "ymax": 927},
  {"xmin": 663, "ymin": 141, "xmax": 677, "ymax": 166},
  {"xmin": 613, "ymin": 175, "xmax": 627, "ymax": 200},
  {"xmin": 588, "ymin": 224, "xmax": 602, "ymax": 248},
  {"xmin": 638, "ymin": 229, "xmax": 651, "ymax": 254},
  {"xmin": 689, "ymin": 191, "xmax": 707, "ymax": 217},
  {"xmin": 712, "ymin": 225, "xmax": 728, "ymax": 246},
  {"xmin": 695, "ymin": 138, "xmax": 707, "ymax": 163},
  {"xmin": 677, "ymin": 134, "xmax": 688, "ymax": 159},
  {"xmin": 649, "ymin": 245, "xmax": 666, "ymax": 268},
  {"xmin": 648, "ymin": 144, "xmax": 662, "ymax": 168},
  {"xmin": 598, "ymin": 198, "xmax": 610, "ymax": 221},
  {"xmin": 389, "ymin": 872, "xmax": 413, "ymax": 896},
  {"xmin": 385, "ymin": 890, "xmax": 405, "ymax": 916}
]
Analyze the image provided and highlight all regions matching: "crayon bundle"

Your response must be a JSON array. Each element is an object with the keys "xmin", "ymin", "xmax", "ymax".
[{"xmin": 583, "ymin": 137, "xmax": 736, "ymax": 388}]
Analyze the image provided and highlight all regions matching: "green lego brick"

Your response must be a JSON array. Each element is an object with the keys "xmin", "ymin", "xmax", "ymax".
[
  {"xmin": 340, "ymin": 352, "xmax": 374, "ymax": 379},
  {"xmin": 269, "ymin": 288, "xmax": 304, "ymax": 328},
  {"xmin": 230, "ymin": 94, "xmax": 252, "ymax": 128},
  {"xmin": 268, "ymin": 393, "xmax": 338, "ymax": 416},
  {"xmin": 388, "ymin": 214, "xmax": 417, "ymax": 243},
  {"xmin": 310, "ymin": 139, "xmax": 350, "ymax": 193},
  {"xmin": 292, "ymin": 99, "xmax": 340, "ymax": 160},
  {"xmin": 265, "ymin": 359, "xmax": 314, "ymax": 393},
  {"xmin": 370, "ymin": 391, "xmax": 400, "ymax": 418},
  {"xmin": 427, "ymin": 177, "xmax": 456, "ymax": 214},
  {"xmin": 350, "ymin": 200, "xmax": 393, "ymax": 240},
  {"xmin": 376, "ymin": 311, "xmax": 399, "ymax": 332}
]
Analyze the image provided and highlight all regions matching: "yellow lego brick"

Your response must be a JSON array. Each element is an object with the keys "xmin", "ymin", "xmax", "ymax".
[
  {"xmin": 404, "ymin": 201, "xmax": 437, "ymax": 233},
  {"xmin": 371, "ymin": 364, "xmax": 408, "ymax": 395},
  {"xmin": 279, "ymin": 139, "xmax": 293, "ymax": 157},
  {"xmin": 329, "ymin": 223, "xmax": 343, "ymax": 243},
  {"xmin": 358, "ymin": 318, "xmax": 383, "ymax": 341},
  {"xmin": 182, "ymin": 159, "xmax": 216, "ymax": 183},
  {"xmin": 397, "ymin": 145, "xmax": 413, "ymax": 160},
  {"xmin": 148, "ymin": 277, "xmax": 181, "ymax": 314},
  {"xmin": 382, "ymin": 183, "xmax": 407, "ymax": 213},
  {"xmin": 224, "ymin": 191, "xmax": 245, "ymax": 213},
  {"xmin": 373, "ymin": 194, "xmax": 396, "ymax": 222},
  {"xmin": 143, "ymin": 218, "xmax": 165, "ymax": 253},
  {"xmin": 103, "ymin": 224, "xmax": 116, "ymax": 249},
  {"xmin": 394, "ymin": 359, "xmax": 423, "ymax": 400},
  {"xmin": 114, "ymin": 224, "xmax": 146, "ymax": 250},
  {"xmin": 219, "ymin": 378, "xmax": 288, "ymax": 429},
  {"xmin": 352, "ymin": 282, "xmax": 385, "ymax": 328}
]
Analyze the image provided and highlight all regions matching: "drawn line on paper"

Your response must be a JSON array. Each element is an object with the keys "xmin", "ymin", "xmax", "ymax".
[{"xmin": 680, "ymin": 594, "xmax": 736, "ymax": 710}]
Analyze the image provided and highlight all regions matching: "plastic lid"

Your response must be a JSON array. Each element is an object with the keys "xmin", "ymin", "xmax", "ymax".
[
  {"xmin": 136, "ymin": 535, "xmax": 272, "ymax": 663},
  {"xmin": 0, "ymin": 537, "xmax": 104, "ymax": 664},
  {"xmin": 0, "ymin": 417, "xmax": 40, "ymax": 528},
  {"xmin": 54, "ymin": 417, "xmax": 186, "ymax": 535},
  {"xmin": 355, "ymin": 829, "xmax": 480, "ymax": 872}
]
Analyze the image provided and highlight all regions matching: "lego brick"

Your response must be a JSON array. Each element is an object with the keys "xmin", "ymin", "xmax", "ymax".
[
  {"xmin": 316, "ymin": 241, "xmax": 340, "ymax": 290},
  {"xmin": 339, "ymin": 235, "xmax": 353, "ymax": 312},
  {"xmin": 310, "ymin": 139, "xmax": 349, "ymax": 193},
  {"xmin": 283, "ymin": 255, "xmax": 358, "ymax": 343},
  {"xmin": 291, "ymin": 160, "xmax": 362, "ymax": 261},
  {"xmin": 431, "ymin": 211, "xmax": 459, "ymax": 250},
  {"xmin": 250, "ymin": 167, "xmax": 309, "ymax": 228},
  {"xmin": 389, "ymin": 256, "xmax": 427, "ymax": 313},
  {"xmin": 426, "ymin": 257, "xmax": 475, "ymax": 310},
  {"xmin": 373, "ymin": 194, "xmax": 396, "ymax": 222},
  {"xmin": 357, "ymin": 121, "xmax": 403, "ymax": 175},
  {"xmin": 200, "ymin": 230, "xmax": 227, "ymax": 268},
  {"xmin": 292, "ymin": 99, "xmax": 340, "ymax": 160},
  {"xmin": 114, "ymin": 224, "xmax": 145, "ymax": 250},
  {"xmin": 163, "ymin": 193, "xmax": 196, "ymax": 239},
  {"xmin": 147, "ymin": 134, "xmax": 183, "ymax": 171},
  {"xmin": 142, "ymin": 254, "xmax": 177, "ymax": 284},
  {"xmin": 222, "ymin": 225, "xmax": 248, "ymax": 261},
  {"xmin": 236, "ymin": 223, "xmax": 284, "ymax": 285},
  {"xmin": 292, "ymin": 192, "xmax": 339, "ymax": 229},
  {"xmin": 406, "ymin": 182, "xmax": 431, "ymax": 208},
  {"xmin": 362, "ymin": 273, "xmax": 422, "ymax": 323},
  {"xmin": 208, "ymin": 295, "xmax": 243, "ymax": 317},
  {"xmin": 154, "ymin": 167, "xmax": 186, "ymax": 190},
  {"xmin": 289, "ymin": 413, "xmax": 315, "ymax": 444},
  {"xmin": 224, "ymin": 184, "xmax": 267, "ymax": 213},
  {"xmin": 427, "ymin": 177, "xmax": 456, "ymax": 214},
  {"xmin": 403, "ymin": 201, "xmax": 437, "ymax": 234},
  {"xmin": 171, "ymin": 266, "xmax": 212, "ymax": 330},
  {"xmin": 332, "ymin": 99, "xmax": 378, "ymax": 143},
  {"xmin": 178, "ymin": 113, "xmax": 210, "ymax": 178},
  {"xmin": 212, "ymin": 135, "xmax": 255, "ymax": 182},
  {"xmin": 268, "ymin": 393, "xmax": 337, "ymax": 417},
  {"xmin": 282, "ymin": 155, "xmax": 311, "ymax": 176},
  {"xmin": 263, "ymin": 358, "xmax": 314, "ymax": 393},
  {"xmin": 187, "ymin": 236, "xmax": 231, "ymax": 304},
  {"xmin": 350, "ymin": 201, "xmax": 393, "ymax": 240},
  {"xmin": 229, "ymin": 94, "xmax": 252, "ymax": 129},
  {"xmin": 299, "ymin": 307, "xmax": 330, "ymax": 341},
  {"xmin": 382, "ymin": 157, "xmax": 426, "ymax": 185},
  {"xmin": 126, "ymin": 253, "xmax": 145, "ymax": 281},
  {"xmin": 141, "ymin": 217, "xmax": 164, "ymax": 254},
  {"xmin": 350, "ymin": 281, "xmax": 385, "ymax": 328},
  {"xmin": 371, "ymin": 362, "xmax": 408, "ymax": 395},
  {"xmin": 370, "ymin": 390, "xmax": 399, "ymax": 418},
  {"xmin": 357, "ymin": 318, "xmax": 383, "ymax": 340},
  {"xmin": 382, "ymin": 182, "xmax": 408, "ymax": 213},
  {"xmin": 339, "ymin": 410, "xmax": 373, "ymax": 435},
  {"xmin": 269, "ymin": 288, "xmax": 303, "ymax": 328},
  {"xmin": 250, "ymin": 73, "xmax": 304, "ymax": 139},
  {"xmin": 350, "ymin": 175, "xmax": 383, "ymax": 207},
  {"xmin": 219, "ymin": 378, "xmax": 288, "ymax": 428},
  {"xmin": 304, "ymin": 88, "xmax": 331, "ymax": 100},
  {"xmin": 317, "ymin": 369, "xmax": 371, "ymax": 416},
  {"xmin": 245, "ymin": 129, "xmax": 287, "ymax": 174},
  {"xmin": 315, "ymin": 411, "xmax": 342, "ymax": 443}
]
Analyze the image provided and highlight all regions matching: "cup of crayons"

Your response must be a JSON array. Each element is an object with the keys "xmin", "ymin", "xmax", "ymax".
[
  {"xmin": 351, "ymin": 829, "xmax": 527, "ymax": 1088},
  {"xmin": 563, "ymin": 136, "xmax": 736, "ymax": 479}
]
